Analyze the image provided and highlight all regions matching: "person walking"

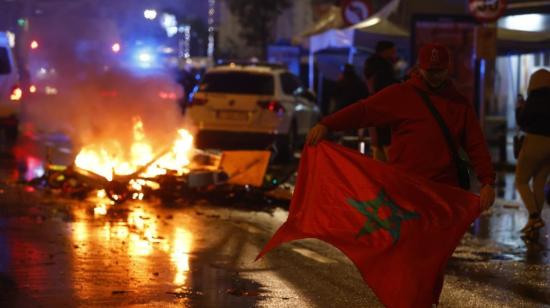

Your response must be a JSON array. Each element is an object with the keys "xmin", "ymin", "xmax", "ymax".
[
  {"xmin": 363, "ymin": 53, "xmax": 398, "ymax": 161},
  {"xmin": 515, "ymin": 68, "xmax": 550, "ymax": 235},
  {"xmin": 329, "ymin": 64, "xmax": 368, "ymax": 114},
  {"xmin": 306, "ymin": 43, "xmax": 496, "ymax": 306},
  {"xmin": 373, "ymin": 40, "xmax": 398, "ymax": 65}
]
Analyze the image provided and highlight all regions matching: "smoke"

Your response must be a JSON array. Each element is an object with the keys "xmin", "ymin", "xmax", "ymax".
[
  {"xmin": 19, "ymin": 12, "xmax": 196, "ymax": 164},
  {"xmin": 24, "ymin": 67, "xmax": 192, "ymax": 157}
]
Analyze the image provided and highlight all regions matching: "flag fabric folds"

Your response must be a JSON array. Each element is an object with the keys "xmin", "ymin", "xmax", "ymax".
[{"xmin": 257, "ymin": 141, "xmax": 480, "ymax": 307}]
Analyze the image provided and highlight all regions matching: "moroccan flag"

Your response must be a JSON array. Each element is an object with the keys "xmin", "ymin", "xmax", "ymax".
[{"xmin": 257, "ymin": 142, "xmax": 480, "ymax": 308}]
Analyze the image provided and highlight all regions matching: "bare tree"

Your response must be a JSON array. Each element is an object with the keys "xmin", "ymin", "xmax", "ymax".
[{"xmin": 225, "ymin": 0, "xmax": 292, "ymax": 59}]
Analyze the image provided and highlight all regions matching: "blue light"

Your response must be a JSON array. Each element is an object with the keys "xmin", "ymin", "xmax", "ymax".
[
  {"xmin": 135, "ymin": 50, "xmax": 156, "ymax": 69},
  {"xmin": 138, "ymin": 52, "xmax": 153, "ymax": 63}
]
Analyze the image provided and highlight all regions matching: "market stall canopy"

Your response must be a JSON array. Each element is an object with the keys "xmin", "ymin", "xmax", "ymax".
[
  {"xmin": 310, "ymin": 17, "xmax": 550, "ymax": 55},
  {"xmin": 310, "ymin": 16, "xmax": 409, "ymax": 53}
]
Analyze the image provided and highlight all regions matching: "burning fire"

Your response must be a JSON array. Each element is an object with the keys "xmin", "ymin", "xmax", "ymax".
[{"xmin": 75, "ymin": 118, "xmax": 194, "ymax": 181}]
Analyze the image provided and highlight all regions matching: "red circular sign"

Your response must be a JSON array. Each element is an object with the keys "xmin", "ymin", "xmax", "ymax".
[
  {"xmin": 341, "ymin": 0, "xmax": 373, "ymax": 26},
  {"xmin": 469, "ymin": 0, "xmax": 507, "ymax": 22}
]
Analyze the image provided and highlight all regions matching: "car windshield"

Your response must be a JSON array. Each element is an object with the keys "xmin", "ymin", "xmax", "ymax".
[
  {"xmin": 200, "ymin": 71, "xmax": 274, "ymax": 95},
  {"xmin": 0, "ymin": 47, "xmax": 11, "ymax": 75}
]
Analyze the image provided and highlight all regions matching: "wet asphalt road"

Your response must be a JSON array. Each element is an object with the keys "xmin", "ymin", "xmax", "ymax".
[{"xmin": 0, "ymin": 139, "xmax": 550, "ymax": 307}]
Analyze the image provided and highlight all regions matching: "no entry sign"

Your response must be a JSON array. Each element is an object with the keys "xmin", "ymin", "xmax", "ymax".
[
  {"xmin": 341, "ymin": 0, "xmax": 373, "ymax": 26},
  {"xmin": 469, "ymin": 0, "xmax": 507, "ymax": 22}
]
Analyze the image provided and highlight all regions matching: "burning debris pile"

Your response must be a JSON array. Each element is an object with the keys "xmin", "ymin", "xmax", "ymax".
[
  {"xmin": 31, "ymin": 118, "xmax": 276, "ymax": 205},
  {"xmin": 74, "ymin": 117, "xmax": 194, "ymax": 181}
]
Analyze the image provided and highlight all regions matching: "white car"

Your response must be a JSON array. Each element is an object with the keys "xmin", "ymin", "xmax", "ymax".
[
  {"xmin": 0, "ymin": 32, "xmax": 21, "ymax": 144},
  {"xmin": 187, "ymin": 63, "xmax": 320, "ymax": 160}
]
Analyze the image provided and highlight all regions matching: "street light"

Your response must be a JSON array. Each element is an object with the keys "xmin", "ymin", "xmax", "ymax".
[
  {"xmin": 112, "ymin": 43, "xmax": 121, "ymax": 53},
  {"xmin": 30, "ymin": 40, "xmax": 39, "ymax": 49},
  {"xmin": 138, "ymin": 52, "xmax": 152, "ymax": 63},
  {"xmin": 144, "ymin": 9, "xmax": 157, "ymax": 20}
]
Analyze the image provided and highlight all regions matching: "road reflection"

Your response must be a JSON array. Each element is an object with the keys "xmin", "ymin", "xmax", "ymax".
[
  {"xmin": 171, "ymin": 228, "xmax": 192, "ymax": 286},
  {"xmin": 66, "ymin": 198, "xmax": 196, "ymax": 300}
]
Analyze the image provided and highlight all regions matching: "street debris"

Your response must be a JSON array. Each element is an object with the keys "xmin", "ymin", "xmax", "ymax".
[
  {"xmin": 166, "ymin": 288, "xmax": 203, "ymax": 299},
  {"xmin": 27, "ymin": 146, "xmax": 295, "ymax": 212},
  {"xmin": 226, "ymin": 288, "xmax": 261, "ymax": 297}
]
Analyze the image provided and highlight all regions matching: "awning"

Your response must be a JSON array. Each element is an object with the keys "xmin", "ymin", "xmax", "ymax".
[
  {"xmin": 310, "ymin": 16, "xmax": 409, "ymax": 54},
  {"xmin": 497, "ymin": 27, "xmax": 550, "ymax": 54},
  {"xmin": 310, "ymin": 19, "xmax": 550, "ymax": 55}
]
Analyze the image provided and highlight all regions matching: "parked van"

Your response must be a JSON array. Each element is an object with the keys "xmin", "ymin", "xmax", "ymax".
[{"xmin": 0, "ymin": 31, "xmax": 20, "ymax": 144}]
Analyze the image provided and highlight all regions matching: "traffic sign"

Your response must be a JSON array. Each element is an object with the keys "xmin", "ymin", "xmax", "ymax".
[
  {"xmin": 469, "ymin": 0, "xmax": 507, "ymax": 23},
  {"xmin": 341, "ymin": 0, "xmax": 373, "ymax": 26}
]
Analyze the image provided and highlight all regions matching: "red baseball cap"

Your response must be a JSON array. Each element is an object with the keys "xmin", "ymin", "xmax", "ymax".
[{"xmin": 418, "ymin": 43, "xmax": 450, "ymax": 70}]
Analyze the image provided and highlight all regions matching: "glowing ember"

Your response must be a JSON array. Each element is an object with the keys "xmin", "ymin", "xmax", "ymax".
[
  {"xmin": 93, "ymin": 190, "xmax": 114, "ymax": 216},
  {"xmin": 75, "ymin": 118, "xmax": 194, "ymax": 181}
]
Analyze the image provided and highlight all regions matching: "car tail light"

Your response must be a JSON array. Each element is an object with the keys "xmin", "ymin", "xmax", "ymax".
[
  {"xmin": 10, "ymin": 85, "xmax": 22, "ymax": 101},
  {"xmin": 159, "ymin": 91, "xmax": 177, "ymax": 100},
  {"xmin": 100, "ymin": 90, "xmax": 118, "ymax": 97},
  {"xmin": 190, "ymin": 97, "xmax": 208, "ymax": 106},
  {"xmin": 258, "ymin": 100, "xmax": 285, "ymax": 115},
  {"xmin": 29, "ymin": 85, "xmax": 37, "ymax": 94}
]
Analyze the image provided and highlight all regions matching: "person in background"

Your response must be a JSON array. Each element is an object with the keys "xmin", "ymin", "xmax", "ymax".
[
  {"xmin": 374, "ymin": 40, "xmax": 398, "ymax": 64},
  {"xmin": 363, "ymin": 55, "xmax": 398, "ymax": 161},
  {"xmin": 329, "ymin": 64, "xmax": 368, "ymax": 114},
  {"xmin": 515, "ymin": 68, "xmax": 550, "ymax": 235}
]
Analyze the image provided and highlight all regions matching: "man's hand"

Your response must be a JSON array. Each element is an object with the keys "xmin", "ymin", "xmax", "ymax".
[
  {"xmin": 306, "ymin": 124, "xmax": 328, "ymax": 146},
  {"xmin": 480, "ymin": 184, "xmax": 495, "ymax": 212}
]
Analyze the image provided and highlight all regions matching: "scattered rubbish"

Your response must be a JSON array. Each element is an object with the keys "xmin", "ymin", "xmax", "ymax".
[
  {"xmin": 166, "ymin": 288, "xmax": 203, "ymax": 299},
  {"xmin": 26, "ymin": 148, "xmax": 295, "ymax": 212},
  {"xmin": 226, "ymin": 288, "xmax": 260, "ymax": 297}
]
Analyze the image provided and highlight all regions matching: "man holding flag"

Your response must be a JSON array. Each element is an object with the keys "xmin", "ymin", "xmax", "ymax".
[{"xmin": 257, "ymin": 43, "xmax": 496, "ymax": 307}]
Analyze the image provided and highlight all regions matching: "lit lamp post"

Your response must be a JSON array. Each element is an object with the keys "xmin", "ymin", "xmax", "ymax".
[
  {"xmin": 207, "ymin": 0, "xmax": 216, "ymax": 58},
  {"xmin": 112, "ymin": 43, "xmax": 121, "ymax": 53},
  {"xmin": 178, "ymin": 25, "xmax": 191, "ymax": 59},
  {"xmin": 144, "ymin": 9, "xmax": 157, "ymax": 21}
]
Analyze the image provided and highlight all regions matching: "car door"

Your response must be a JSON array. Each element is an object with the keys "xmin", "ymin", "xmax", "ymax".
[
  {"xmin": 280, "ymin": 72, "xmax": 320, "ymax": 137},
  {"xmin": 0, "ymin": 46, "xmax": 13, "ymax": 102}
]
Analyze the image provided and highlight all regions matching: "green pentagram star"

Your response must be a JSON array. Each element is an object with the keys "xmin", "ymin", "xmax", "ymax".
[{"xmin": 347, "ymin": 189, "xmax": 420, "ymax": 244}]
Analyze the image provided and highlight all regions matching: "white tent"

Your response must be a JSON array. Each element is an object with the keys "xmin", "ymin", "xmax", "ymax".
[
  {"xmin": 306, "ymin": 0, "xmax": 406, "ymax": 88},
  {"xmin": 310, "ymin": 17, "xmax": 409, "ymax": 54},
  {"xmin": 309, "ymin": 0, "xmax": 405, "ymax": 53}
]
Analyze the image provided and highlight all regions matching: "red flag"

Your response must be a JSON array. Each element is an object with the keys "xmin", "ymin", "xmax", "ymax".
[{"xmin": 257, "ymin": 142, "xmax": 480, "ymax": 308}]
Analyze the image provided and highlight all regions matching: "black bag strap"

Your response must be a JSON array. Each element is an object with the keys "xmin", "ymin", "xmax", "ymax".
[{"xmin": 411, "ymin": 87, "xmax": 463, "ymax": 166}]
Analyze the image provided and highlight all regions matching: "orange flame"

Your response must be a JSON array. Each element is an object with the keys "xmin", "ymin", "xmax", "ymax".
[{"xmin": 75, "ymin": 118, "xmax": 194, "ymax": 181}]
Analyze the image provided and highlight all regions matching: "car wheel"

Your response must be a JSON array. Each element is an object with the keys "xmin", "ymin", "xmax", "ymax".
[
  {"xmin": 2, "ymin": 121, "xmax": 18, "ymax": 149},
  {"xmin": 275, "ymin": 122, "xmax": 297, "ymax": 163}
]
